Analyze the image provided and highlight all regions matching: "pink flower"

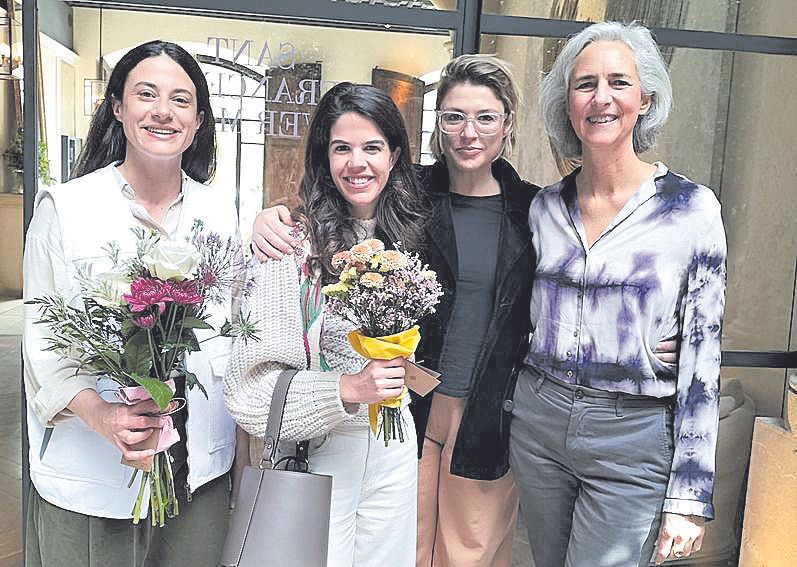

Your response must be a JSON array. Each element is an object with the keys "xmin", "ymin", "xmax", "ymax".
[
  {"xmin": 123, "ymin": 277, "xmax": 173, "ymax": 314},
  {"xmin": 133, "ymin": 313, "xmax": 157, "ymax": 328},
  {"xmin": 170, "ymin": 280, "xmax": 202, "ymax": 306}
]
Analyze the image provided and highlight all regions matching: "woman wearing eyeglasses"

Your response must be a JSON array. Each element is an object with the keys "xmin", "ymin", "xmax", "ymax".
[
  {"xmin": 408, "ymin": 55, "xmax": 538, "ymax": 567},
  {"xmin": 250, "ymin": 54, "xmax": 538, "ymax": 567}
]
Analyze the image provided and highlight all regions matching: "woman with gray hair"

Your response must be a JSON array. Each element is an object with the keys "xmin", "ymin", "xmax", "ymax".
[{"xmin": 510, "ymin": 21, "xmax": 726, "ymax": 567}]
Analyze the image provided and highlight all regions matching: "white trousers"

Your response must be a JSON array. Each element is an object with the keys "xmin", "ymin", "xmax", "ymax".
[{"xmin": 308, "ymin": 407, "xmax": 418, "ymax": 567}]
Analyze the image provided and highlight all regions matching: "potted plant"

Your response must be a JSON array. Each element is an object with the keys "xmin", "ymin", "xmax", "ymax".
[{"xmin": 3, "ymin": 127, "xmax": 53, "ymax": 192}]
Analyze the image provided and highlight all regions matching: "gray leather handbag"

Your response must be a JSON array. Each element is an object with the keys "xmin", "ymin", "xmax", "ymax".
[{"xmin": 220, "ymin": 369, "xmax": 333, "ymax": 567}]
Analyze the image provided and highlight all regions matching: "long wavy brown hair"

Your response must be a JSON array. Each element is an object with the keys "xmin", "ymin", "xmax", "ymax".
[{"xmin": 296, "ymin": 82, "xmax": 427, "ymax": 283}]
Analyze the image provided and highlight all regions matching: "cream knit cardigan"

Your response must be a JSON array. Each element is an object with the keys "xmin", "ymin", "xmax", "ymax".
[{"xmin": 224, "ymin": 252, "xmax": 369, "ymax": 447}]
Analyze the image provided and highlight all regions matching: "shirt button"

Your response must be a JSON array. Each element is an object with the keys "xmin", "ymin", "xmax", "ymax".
[
  {"xmin": 573, "ymin": 330, "xmax": 579, "ymax": 337},
  {"xmin": 502, "ymin": 399, "xmax": 514, "ymax": 413},
  {"xmin": 566, "ymin": 370, "xmax": 574, "ymax": 378},
  {"xmin": 575, "ymin": 388, "xmax": 584, "ymax": 400},
  {"xmin": 566, "ymin": 351, "xmax": 573, "ymax": 358}
]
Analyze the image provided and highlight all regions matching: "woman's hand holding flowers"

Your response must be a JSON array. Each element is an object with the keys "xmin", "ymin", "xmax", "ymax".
[
  {"xmin": 323, "ymin": 239, "xmax": 442, "ymax": 444},
  {"xmin": 68, "ymin": 389, "xmax": 167, "ymax": 462},
  {"xmin": 31, "ymin": 223, "xmax": 255, "ymax": 526},
  {"xmin": 340, "ymin": 357, "xmax": 406, "ymax": 404}
]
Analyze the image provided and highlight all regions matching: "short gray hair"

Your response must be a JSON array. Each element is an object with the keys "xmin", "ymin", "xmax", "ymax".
[
  {"xmin": 540, "ymin": 21, "xmax": 673, "ymax": 159},
  {"xmin": 430, "ymin": 54, "xmax": 519, "ymax": 163}
]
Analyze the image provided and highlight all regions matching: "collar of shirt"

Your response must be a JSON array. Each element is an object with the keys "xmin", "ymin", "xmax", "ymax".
[
  {"xmin": 561, "ymin": 161, "xmax": 669, "ymax": 249},
  {"xmin": 111, "ymin": 165, "xmax": 186, "ymax": 237}
]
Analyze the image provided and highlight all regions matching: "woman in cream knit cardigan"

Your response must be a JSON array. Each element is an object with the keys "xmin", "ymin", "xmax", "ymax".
[{"xmin": 224, "ymin": 83, "xmax": 428, "ymax": 567}]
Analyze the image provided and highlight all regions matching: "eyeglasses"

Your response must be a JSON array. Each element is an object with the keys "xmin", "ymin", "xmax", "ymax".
[{"xmin": 436, "ymin": 110, "xmax": 507, "ymax": 135}]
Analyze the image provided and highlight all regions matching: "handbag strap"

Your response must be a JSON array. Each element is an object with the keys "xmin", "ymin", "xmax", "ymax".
[{"xmin": 259, "ymin": 369, "xmax": 299, "ymax": 469}]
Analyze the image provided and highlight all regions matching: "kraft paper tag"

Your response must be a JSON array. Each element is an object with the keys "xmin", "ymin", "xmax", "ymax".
[{"xmin": 404, "ymin": 361, "xmax": 441, "ymax": 397}]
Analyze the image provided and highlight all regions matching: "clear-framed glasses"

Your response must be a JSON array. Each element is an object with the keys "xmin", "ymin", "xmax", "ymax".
[{"xmin": 435, "ymin": 110, "xmax": 507, "ymax": 136}]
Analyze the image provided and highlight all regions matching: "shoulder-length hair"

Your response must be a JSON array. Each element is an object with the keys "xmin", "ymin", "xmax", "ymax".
[
  {"xmin": 430, "ymin": 54, "xmax": 520, "ymax": 163},
  {"xmin": 540, "ymin": 21, "xmax": 673, "ymax": 160},
  {"xmin": 71, "ymin": 40, "xmax": 216, "ymax": 182},
  {"xmin": 297, "ymin": 82, "xmax": 427, "ymax": 282}
]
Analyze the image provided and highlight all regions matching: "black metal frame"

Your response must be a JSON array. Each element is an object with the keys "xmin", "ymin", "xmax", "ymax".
[
  {"xmin": 21, "ymin": 0, "xmax": 38, "ymax": 543},
  {"xmin": 63, "ymin": 0, "xmax": 797, "ymax": 56},
  {"xmin": 722, "ymin": 351, "xmax": 797, "ymax": 369},
  {"xmin": 479, "ymin": 14, "xmax": 797, "ymax": 56},
  {"xmin": 455, "ymin": 0, "xmax": 482, "ymax": 55}
]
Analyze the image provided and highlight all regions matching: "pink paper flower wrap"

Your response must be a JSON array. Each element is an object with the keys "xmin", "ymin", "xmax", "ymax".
[{"xmin": 116, "ymin": 379, "xmax": 181, "ymax": 453}]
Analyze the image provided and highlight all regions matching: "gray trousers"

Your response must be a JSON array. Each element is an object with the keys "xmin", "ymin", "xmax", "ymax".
[
  {"xmin": 25, "ymin": 472, "xmax": 230, "ymax": 567},
  {"xmin": 509, "ymin": 366, "xmax": 673, "ymax": 567}
]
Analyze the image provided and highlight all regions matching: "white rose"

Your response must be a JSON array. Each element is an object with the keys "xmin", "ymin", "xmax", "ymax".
[
  {"xmin": 95, "ymin": 268, "xmax": 132, "ymax": 305},
  {"xmin": 142, "ymin": 240, "xmax": 200, "ymax": 281}
]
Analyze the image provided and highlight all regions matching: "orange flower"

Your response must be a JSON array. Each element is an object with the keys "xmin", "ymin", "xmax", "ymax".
[
  {"xmin": 359, "ymin": 272, "xmax": 385, "ymax": 288},
  {"xmin": 378, "ymin": 250, "xmax": 408, "ymax": 271},
  {"xmin": 350, "ymin": 242, "xmax": 375, "ymax": 263},
  {"xmin": 362, "ymin": 239, "xmax": 385, "ymax": 254},
  {"xmin": 332, "ymin": 251, "xmax": 352, "ymax": 271}
]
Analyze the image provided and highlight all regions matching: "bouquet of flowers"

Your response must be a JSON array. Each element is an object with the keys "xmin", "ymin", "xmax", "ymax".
[
  {"xmin": 28, "ymin": 220, "xmax": 257, "ymax": 527},
  {"xmin": 322, "ymin": 238, "xmax": 443, "ymax": 445}
]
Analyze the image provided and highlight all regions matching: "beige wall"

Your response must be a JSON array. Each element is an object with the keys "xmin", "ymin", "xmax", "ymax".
[
  {"xmin": 40, "ymin": 44, "xmax": 60, "ymax": 182},
  {"xmin": 489, "ymin": 34, "xmax": 561, "ymax": 186},
  {"xmin": 717, "ymin": 0, "xmax": 797, "ymax": 416},
  {"xmin": 0, "ymin": 40, "xmax": 21, "ymax": 294},
  {"xmin": 0, "ymin": 80, "xmax": 18, "ymax": 194},
  {"xmin": 648, "ymin": 0, "xmax": 733, "ymax": 189}
]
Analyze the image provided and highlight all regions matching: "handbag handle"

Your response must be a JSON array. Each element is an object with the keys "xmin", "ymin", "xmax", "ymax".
[{"xmin": 259, "ymin": 369, "xmax": 299, "ymax": 470}]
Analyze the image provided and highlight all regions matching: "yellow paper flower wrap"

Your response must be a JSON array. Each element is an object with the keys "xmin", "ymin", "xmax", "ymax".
[{"xmin": 347, "ymin": 325, "xmax": 420, "ymax": 434}]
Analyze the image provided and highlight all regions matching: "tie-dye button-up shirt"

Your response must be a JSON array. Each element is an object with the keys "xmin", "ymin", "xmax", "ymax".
[{"xmin": 525, "ymin": 162, "xmax": 726, "ymax": 518}]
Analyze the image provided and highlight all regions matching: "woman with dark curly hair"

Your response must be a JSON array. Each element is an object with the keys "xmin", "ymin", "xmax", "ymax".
[{"xmin": 224, "ymin": 82, "xmax": 426, "ymax": 567}]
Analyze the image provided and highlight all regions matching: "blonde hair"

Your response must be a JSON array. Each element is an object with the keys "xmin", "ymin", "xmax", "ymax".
[{"xmin": 430, "ymin": 54, "xmax": 519, "ymax": 163}]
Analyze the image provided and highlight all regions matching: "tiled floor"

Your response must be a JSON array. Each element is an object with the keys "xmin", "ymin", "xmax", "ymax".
[
  {"xmin": 0, "ymin": 299, "xmax": 22, "ymax": 338},
  {"xmin": 0, "ymin": 296, "xmax": 537, "ymax": 567},
  {"xmin": 0, "ymin": 297, "xmax": 23, "ymax": 567}
]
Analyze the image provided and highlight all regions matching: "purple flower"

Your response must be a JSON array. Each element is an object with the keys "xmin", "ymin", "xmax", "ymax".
[{"xmin": 191, "ymin": 230, "xmax": 249, "ymax": 306}]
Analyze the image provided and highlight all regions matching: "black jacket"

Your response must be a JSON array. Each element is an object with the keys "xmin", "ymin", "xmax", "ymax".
[{"xmin": 410, "ymin": 158, "xmax": 540, "ymax": 480}]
